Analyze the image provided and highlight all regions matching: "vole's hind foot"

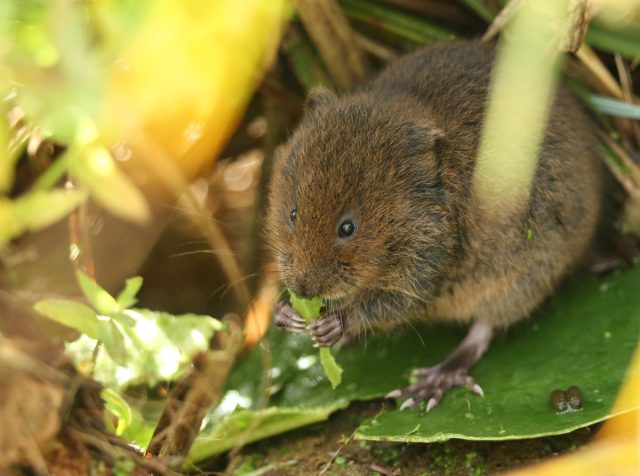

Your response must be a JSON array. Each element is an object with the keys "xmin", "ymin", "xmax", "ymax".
[
  {"xmin": 590, "ymin": 230, "xmax": 640, "ymax": 275},
  {"xmin": 273, "ymin": 299, "xmax": 306, "ymax": 334},
  {"xmin": 387, "ymin": 320, "xmax": 493, "ymax": 411},
  {"xmin": 387, "ymin": 365, "xmax": 484, "ymax": 411},
  {"xmin": 309, "ymin": 313, "xmax": 343, "ymax": 347}
]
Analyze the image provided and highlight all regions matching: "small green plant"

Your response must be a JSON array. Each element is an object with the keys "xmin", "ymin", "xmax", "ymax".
[
  {"xmin": 34, "ymin": 270, "xmax": 223, "ymax": 438},
  {"xmin": 35, "ymin": 270, "xmax": 224, "ymax": 390}
]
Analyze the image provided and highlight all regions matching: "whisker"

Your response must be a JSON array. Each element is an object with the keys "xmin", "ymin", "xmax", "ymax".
[
  {"xmin": 172, "ymin": 239, "xmax": 211, "ymax": 248},
  {"xmin": 170, "ymin": 249, "xmax": 244, "ymax": 258},
  {"xmin": 209, "ymin": 272, "xmax": 268, "ymax": 299}
]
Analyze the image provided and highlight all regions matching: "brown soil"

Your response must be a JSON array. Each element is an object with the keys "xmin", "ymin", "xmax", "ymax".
[{"xmin": 218, "ymin": 401, "xmax": 594, "ymax": 476}]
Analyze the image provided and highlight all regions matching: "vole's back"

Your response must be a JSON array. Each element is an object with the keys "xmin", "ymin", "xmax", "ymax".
[{"xmin": 365, "ymin": 41, "xmax": 604, "ymax": 327}]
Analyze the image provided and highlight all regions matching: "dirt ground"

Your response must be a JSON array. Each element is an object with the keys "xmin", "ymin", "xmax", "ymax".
[{"xmin": 207, "ymin": 401, "xmax": 595, "ymax": 476}]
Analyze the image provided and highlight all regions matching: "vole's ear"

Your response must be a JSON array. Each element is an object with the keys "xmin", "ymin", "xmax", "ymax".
[
  {"xmin": 305, "ymin": 86, "xmax": 336, "ymax": 113},
  {"xmin": 405, "ymin": 120, "xmax": 446, "ymax": 155}
]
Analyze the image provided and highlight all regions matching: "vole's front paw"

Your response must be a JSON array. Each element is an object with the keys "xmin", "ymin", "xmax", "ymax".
[
  {"xmin": 386, "ymin": 364, "xmax": 484, "ymax": 412},
  {"xmin": 309, "ymin": 313, "xmax": 343, "ymax": 347},
  {"xmin": 273, "ymin": 299, "xmax": 306, "ymax": 334}
]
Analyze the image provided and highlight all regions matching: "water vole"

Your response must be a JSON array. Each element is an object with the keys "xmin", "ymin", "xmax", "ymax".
[{"xmin": 265, "ymin": 41, "xmax": 605, "ymax": 410}]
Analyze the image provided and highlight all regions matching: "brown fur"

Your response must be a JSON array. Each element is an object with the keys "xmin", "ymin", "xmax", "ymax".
[{"xmin": 265, "ymin": 41, "xmax": 605, "ymax": 336}]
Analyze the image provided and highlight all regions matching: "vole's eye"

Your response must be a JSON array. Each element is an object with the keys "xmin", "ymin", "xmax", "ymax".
[
  {"xmin": 338, "ymin": 219, "xmax": 355, "ymax": 238},
  {"xmin": 289, "ymin": 208, "xmax": 297, "ymax": 223}
]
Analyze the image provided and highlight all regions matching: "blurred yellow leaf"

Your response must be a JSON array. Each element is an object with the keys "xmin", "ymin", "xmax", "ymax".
[
  {"xmin": 0, "ymin": 199, "xmax": 20, "ymax": 244},
  {"xmin": 0, "ymin": 108, "xmax": 9, "ymax": 193},
  {"xmin": 594, "ymin": 345, "xmax": 640, "ymax": 442},
  {"xmin": 103, "ymin": 0, "xmax": 289, "ymax": 184},
  {"xmin": 506, "ymin": 439, "xmax": 639, "ymax": 476},
  {"xmin": 69, "ymin": 144, "xmax": 150, "ymax": 223}
]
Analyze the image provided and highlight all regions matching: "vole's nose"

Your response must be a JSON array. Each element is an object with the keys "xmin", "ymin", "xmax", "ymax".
[{"xmin": 291, "ymin": 277, "xmax": 317, "ymax": 299}]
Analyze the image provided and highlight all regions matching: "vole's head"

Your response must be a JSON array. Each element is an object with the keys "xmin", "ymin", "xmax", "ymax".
[{"xmin": 265, "ymin": 88, "xmax": 448, "ymax": 301}]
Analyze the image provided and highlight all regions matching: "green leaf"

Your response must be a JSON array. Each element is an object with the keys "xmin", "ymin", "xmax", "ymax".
[
  {"xmin": 320, "ymin": 347, "xmax": 342, "ymax": 389},
  {"xmin": 34, "ymin": 299, "xmax": 101, "ymax": 339},
  {"xmin": 98, "ymin": 320, "xmax": 129, "ymax": 365},
  {"xmin": 590, "ymin": 95, "xmax": 640, "ymax": 120},
  {"xmin": 289, "ymin": 291, "xmax": 343, "ymax": 388},
  {"xmin": 0, "ymin": 199, "xmax": 22, "ymax": 247},
  {"xmin": 196, "ymin": 266, "xmax": 640, "ymax": 459},
  {"xmin": 339, "ymin": 0, "xmax": 456, "ymax": 46},
  {"xmin": 102, "ymin": 387, "xmax": 133, "ymax": 435},
  {"xmin": 14, "ymin": 189, "xmax": 87, "ymax": 230},
  {"xmin": 586, "ymin": 21, "xmax": 640, "ymax": 60},
  {"xmin": 111, "ymin": 312, "xmax": 137, "ymax": 328},
  {"xmin": 457, "ymin": 0, "xmax": 495, "ymax": 22},
  {"xmin": 0, "ymin": 103, "xmax": 11, "ymax": 194},
  {"xmin": 289, "ymin": 292, "xmax": 323, "ymax": 323},
  {"xmin": 75, "ymin": 269, "xmax": 120, "ymax": 315},
  {"xmin": 0, "ymin": 189, "xmax": 87, "ymax": 245},
  {"xmin": 283, "ymin": 28, "xmax": 333, "ymax": 92},
  {"xmin": 119, "ymin": 405, "xmax": 159, "ymax": 451},
  {"xmin": 116, "ymin": 276, "xmax": 144, "ymax": 308},
  {"xmin": 31, "ymin": 150, "xmax": 72, "ymax": 191},
  {"xmin": 189, "ymin": 405, "xmax": 344, "ymax": 463},
  {"xmin": 155, "ymin": 312, "xmax": 225, "ymax": 351},
  {"xmin": 69, "ymin": 145, "xmax": 150, "ymax": 224}
]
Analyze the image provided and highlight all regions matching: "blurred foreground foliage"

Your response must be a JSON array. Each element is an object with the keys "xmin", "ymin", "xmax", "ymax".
[
  {"xmin": 36, "ymin": 271, "xmax": 224, "ymax": 391},
  {"xmin": 0, "ymin": 0, "xmax": 288, "ymax": 243},
  {"xmin": 1, "ymin": 0, "xmax": 151, "ymax": 234},
  {"xmin": 34, "ymin": 270, "xmax": 223, "ymax": 448}
]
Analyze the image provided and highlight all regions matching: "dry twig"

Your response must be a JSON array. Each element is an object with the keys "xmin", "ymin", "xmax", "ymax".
[{"xmin": 146, "ymin": 320, "xmax": 244, "ymax": 466}]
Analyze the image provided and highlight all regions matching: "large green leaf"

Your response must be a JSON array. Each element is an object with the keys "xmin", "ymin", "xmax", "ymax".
[
  {"xmin": 189, "ymin": 405, "xmax": 343, "ymax": 463},
  {"xmin": 192, "ymin": 266, "xmax": 640, "ymax": 460},
  {"xmin": 356, "ymin": 267, "xmax": 640, "ymax": 442}
]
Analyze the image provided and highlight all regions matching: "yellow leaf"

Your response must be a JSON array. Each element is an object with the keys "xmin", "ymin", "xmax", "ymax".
[{"xmin": 102, "ymin": 0, "xmax": 290, "ymax": 184}]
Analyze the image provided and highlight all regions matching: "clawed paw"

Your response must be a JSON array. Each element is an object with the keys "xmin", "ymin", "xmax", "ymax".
[
  {"xmin": 309, "ymin": 312, "xmax": 343, "ymax": 347},
  {"xmin": 273, "ymin": 299, "xmax": 344, "ymax": 347},
  {"xmin": 273, "ymin": 299, "xmax": 306, "ymax": 333},
  {"xmin": 386, "ymin": 364, "xmax": 484, "ymax": 411}
]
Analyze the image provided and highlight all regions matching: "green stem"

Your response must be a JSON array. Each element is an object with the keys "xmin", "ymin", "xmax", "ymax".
[
  {"xmin": 31, "ymin": 148, "xmax": 71, "ymax": 191},
  {"xmin": 284, "ymin": 27, "xmax": 334, "ymax": 92},
  {"xmin": 457, "ymin": 0, "xmax": 495, "ymax": 22}
]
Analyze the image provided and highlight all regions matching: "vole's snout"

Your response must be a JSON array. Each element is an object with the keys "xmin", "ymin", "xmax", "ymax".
[{"xmin": 290, "ymin": 276, "xmax": 317, "ymax": 299}]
